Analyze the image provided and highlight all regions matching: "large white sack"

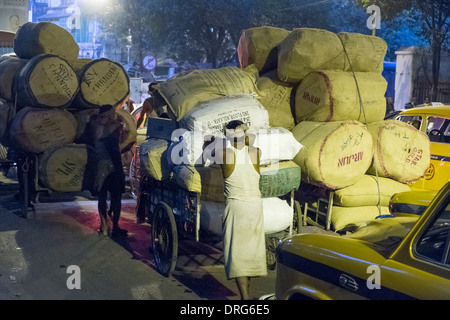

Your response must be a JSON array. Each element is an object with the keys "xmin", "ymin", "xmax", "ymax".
[
  {"xmin": 249, "ymin": 127, "xmax": 303, "ymax": 165},
  {"xmin": 295, "ymin": 70, "xmax": 387, "ymax": 124},
  {"xmin": 179, "ymin": 94, "xmax": 270, "ymax": 134},
  {"xmin": 367, "ymin": 120, "xmax": 431, "ymax": 184},
  {"xmin": 292, "ymin": 121, "xmax": 373, "ymax": 189},
  {"xmin": 200, "ymin": 197, "xmax": 293, "ymax": 236}
]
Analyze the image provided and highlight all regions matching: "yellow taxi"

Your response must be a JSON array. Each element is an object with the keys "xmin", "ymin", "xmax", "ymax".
[
  {"xmin": 394, "ymin": 105, "xmax": 450, "ymax": 191},
  {"xmin": 274, "ymin": 181, "xmax": 450, "ymax": 300}
]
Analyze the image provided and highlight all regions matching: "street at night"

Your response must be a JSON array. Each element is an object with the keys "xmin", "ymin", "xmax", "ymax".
[{"xmin": 0, "ymin": 175, "xmax": 276, "ymax": 300}]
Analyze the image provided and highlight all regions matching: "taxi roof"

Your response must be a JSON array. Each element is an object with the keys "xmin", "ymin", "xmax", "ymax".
[{"xmin": 398, "ymin": 105, "xmax": 450, "ymax": 118}]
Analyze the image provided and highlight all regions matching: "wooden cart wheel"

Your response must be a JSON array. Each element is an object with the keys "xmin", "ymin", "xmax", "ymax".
[
  {"xmin": 129, "ymin": 148, "xmax": 140, "ymax": 200},
  {"xmin": 152, "ymin": 202, "xmax": 178, "ymax": 277}
]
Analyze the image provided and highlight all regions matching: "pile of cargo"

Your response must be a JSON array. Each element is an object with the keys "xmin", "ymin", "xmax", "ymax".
[
  {"xmin": 141, "ymin": 26, "xmax": 431, "ymax": 233},
  {"xmin": 0, "ymin": 22, "xmax": 136, "ymax": 193},
  {"xmin": 237, "ymin": 26, "xmax": 430, "ymax": 231},
  {"xmin": 140, "ymin": 66, "xmax": 303, "ymax": 236}
]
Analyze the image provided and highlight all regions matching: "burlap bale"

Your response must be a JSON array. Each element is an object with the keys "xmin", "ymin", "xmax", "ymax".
[
  {"xmin": 38, "ymin": 144, "xmax": 93, "ymax": 192},
  {"xmin": 0, "ymin": 98, "xmax": 15, "ymax": 141},
  {"xmin": 292, "ymin": 121, "xmax": 373, "ymax": 189},
  {"xmin": 338, "ymin": 32, "xmax": 387, "ymax": 74},
  {"xmin": 179, "ymin": 94, "xmax": 269, "ymax": 134},
  {"xmin": 68, "ymin": 58, "xmax": 92, "ymax": 72},
  {"xmin": 14, "ymin": 22, "xmax": 80, "ymax": 61},
  {"xmin": 171, "ymin": 165, "xmax": 225, "ymax": 203},
  {"xmin": 154, "ymin": 65, "xmax": 260, "ymax": 121},
  {"xmin": 333, "ymin": 174, "xmax": 411, "ymax": 207},
  {"xmin": 75, "ymin": 58, "xmax": 130, "ymax": 109},
  {"xmin": 237, "ymin": 26, "xmax": 290, "ymax": 73},
  {"xmin": 367, "ymin": 120, "xmax": 431, "ymax": 184},
  {"xmin": 278, "ymin": 28, "xmax": 345, "ymax": 83},
  {"xmin": 295, "ymin": 70, "xmax": 387, "ymax": 123},
  {"xmin": 115, "ymin": 108, "xmax": 137, "ymax": 152},
  {"xmin": 139, "ymin": 138, "xmax": 171, "ymax": 181},
  {"xmin": 0, "ymin": 56, "xmax": 27, "ymax": 101},
  {"xmin": 8, "ymin": 106, "xmax": 77, "ymax": 154},
  {"xmin": 15, "ymin": 54, "xmax": 79, "ymax": 108},
  {"xmin": 256, "ymin": 70, "xmax": 295, "ymax": 130},
  {"xmin": 331, "ymin": 205, "xmax": 390, "ymax": 231}
]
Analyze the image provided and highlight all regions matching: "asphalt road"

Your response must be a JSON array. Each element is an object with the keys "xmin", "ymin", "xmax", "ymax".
[{"xmin": 0, "ymin": 173, "xmax": 277, "ymax": 300}]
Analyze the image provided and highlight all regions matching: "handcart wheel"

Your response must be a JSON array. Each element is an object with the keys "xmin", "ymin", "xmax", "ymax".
[{"xmin": 152, "ymin": 202, "xmax": 178, "ymax": 277}]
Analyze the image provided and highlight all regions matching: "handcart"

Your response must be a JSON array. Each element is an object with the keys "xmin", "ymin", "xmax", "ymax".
[{"xmin": 137, "ymin": 173, "xmax": 300, "ymax": 277}]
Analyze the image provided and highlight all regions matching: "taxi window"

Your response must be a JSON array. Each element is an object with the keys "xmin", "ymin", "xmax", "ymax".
[
  {"xmin": 426, "ymin": 116, "xmax": 450, "ymax": 143},
  {"xmin": 396, "ymin": 115, "xmax": 422, "ymax": 130},
  {"xmin": 415, "ymin": 199, "xmax": 450, "ymax": 266}
]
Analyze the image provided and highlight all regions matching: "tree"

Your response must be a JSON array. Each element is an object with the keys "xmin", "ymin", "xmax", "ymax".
[{"xmin": 356, "ymin": 0, "xmax": 450, "ymax": 100}]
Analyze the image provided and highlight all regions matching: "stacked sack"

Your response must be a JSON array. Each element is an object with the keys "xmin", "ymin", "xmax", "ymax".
[
  {"xmin": 237, "ymin": 26, "xmax": 431, "ymax": 231},
  {"xmin": 0, "ymin": 22, "xmax": 136, "ymax": 193},
  {"xmin": 139, "ymin": 59, "xmax": 303, "ymax": 236}
]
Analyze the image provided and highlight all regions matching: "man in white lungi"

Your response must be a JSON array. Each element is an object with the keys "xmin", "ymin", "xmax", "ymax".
[{"xmin": 218, "ymin": 120, "xmax": 267, "ymax": 300}]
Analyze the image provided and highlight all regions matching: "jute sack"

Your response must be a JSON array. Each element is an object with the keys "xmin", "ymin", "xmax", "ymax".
[
  {"xmin": 0, "ymin": 98, "xmax": 15, "ymax": 141},
  {"xmin": 256, "ymin": 70, "xmax": 295, "ymax": 130},
  {"xmin": 115, "ymin": 108, "xmax": 137, "ymax": 152},
  {"xmin": 75, "ymin": 58, "xmax": 130, "ymax": 109},
  {"xmin": 139, "ymin": 138, "xmax": 171, "ymax": 181},
  {"xmin": 260, "ymin": 161, "xmax": 301, "ymax": 197},
  {"xmin": 367, "ymin": 120, "xmax": 431, "ymax": 184},
  {"xmin": 199, "ymin": 197, "xmax": 293, "ymax": 236},
  {"xmin": 8, "ymin": 106, "xmax": 77, "ymax": 154},
  {"xmin": 292, "ymin": 121, "xmax": 373, "ymax": 189},
  {"xmin": 237, "ymin": 26, "xmax": 290, "ymax": 73},
  {"xmin": 0, "ymin": 56, "xmax": 27, "ymax": 101},
  {"xmin": 338, "ymin": 32, "xmax": 387, "ymax": 74},
  {"xmin": 295, "ymin": 70, "xmax": 387, "ymax": 123},
  {"xmin": 68, "ymin": 58, "xmax": 92, "ymax": 72},
  {"xmin": 38, "ymin": 144, "xmax": 93, "ymax": 192},
  {"xmin": 154, "ymin": 65, "xmax": 260, "ymax": 121},
  {"xmin": 14, "ymin": 22, "xmax": 80, "ymax": 61},
  {"xmin": 15, "ymin": 54, "xmax": 79, "ymax": 108},
  {"xmin": 277, "ymin": 28, "xmax": 345, "ymax": 83},
  {"xmin": 179, "ymin": 94, "xmax": 269, "ymax": 134},
  {"xmin": 331, "ymin": 205, "xmax": 390, "ymax": 231},
  {"xmin": 333, "ymin": 174, "xmax": 411, "ymax": 207},
  {"xmin": 171, "ymin": 165, "xmax": 225, "ymax": 202}
]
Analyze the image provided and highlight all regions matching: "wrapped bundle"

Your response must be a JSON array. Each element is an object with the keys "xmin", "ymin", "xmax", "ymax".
[
  {"xmin": 139, "ymin": 138, "xmax": 171, "ymax": 181},
  {"xmin": 256, "ymin": 70, "xmax": 295, "ymax": 130},
  {"xmin": 333, "ymin": 174, "xmax": 411, "ymax": 207},
  {"xmin": 292, "ymin": 121, "xmax": 373, "ymax": 189},
  {"xmin": 38, "ymin": 144, "xmax": 93, "ymax": 192},
  {"xmin": 338, "ymin": 32, "xmax": 387, "ymax": 74},
  {"xmin": 154, "ymin": 66, "xmax": 260, "ymax": 121},
  {"xmin": 331, "ymin": 206, "xmax": 390, "ymax": 231},
  {"xmin": 8, "ymin": 106, "xmax": 77, "ymax": 154},
  {"xmin": 295, "ymin": 70, "xmax": 387, "ymax": 124},
  {"xmin": 199, "ymin": 197, "xmax": 294, "ymax": 236},
  {"xmin": 15, "ymin": 54, "xmax": 79, "ymax": 108},
  {"xmin": 75, "ymin": 58, "xmax": 130, "ymax": 109},
  {"xmin": 237, "ymin": 26, "xmax": 290, "ymax": 73},
  {"xmin": 179, "ymin": 94, "xmax": 270, "ymax": 134},
  {"xmin": 14, "ymin": 22, "xmax": 80, "ymax": 61},
  {"xmin": 278, "ymin": 28, "xmax": 345, "ymax": 83},
  {"xmin": 367, "ymin": 120, "xmax": 431, "ymax": 184},
  {"xmin": 115, "ymin": 108, "xmax": 137, "ymax": 152},
  {"xmin": 0, "ymin": 56, "xmax": 27, "ymax": 101},
  {"xmin": 260, "ymin": 161, "xmax": 301, "ymax": 197}
]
